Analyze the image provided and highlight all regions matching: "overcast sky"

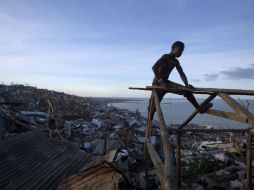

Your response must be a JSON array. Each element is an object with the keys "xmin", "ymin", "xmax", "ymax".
[{"xmin": 0, "ymin": 0, "xmax": 254, "ymax": 97}]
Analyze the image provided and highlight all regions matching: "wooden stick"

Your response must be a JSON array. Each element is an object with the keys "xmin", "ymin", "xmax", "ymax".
[
  {"xmin": 144, "ymin": 93, "xmax": 154, "ymax": 188},
  {"xmin": 246, "ymin": 129, "xmax": 253, "ymax": 190},
  {"xmin": 219, "ymin": 93, "xmax": 254, "ymax": 126},
  {"xmin": 153, "ymin": 90, "xmax": 178, "ymax": 190},
  {"xmin": 168, "ymin": 128, "xmax": 248, "ymax": 133},
  {"xmin": 178, "ymin": 94, "xmax": 217, "ymax": 129},
  {"xmin": 206, "ymin": 109, "xmax": 248, "ymax": 123},
  {"xmin": 146, "ymin": 138, "xmax": 165, "ymax": 188},
  {"xmin": 176, "ymin": 132, "xmax": 181, "ymax": 187}
]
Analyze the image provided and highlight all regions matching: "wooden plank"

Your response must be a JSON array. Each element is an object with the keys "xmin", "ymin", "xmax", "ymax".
[
  {"xmin": 146, "ymin": 138, "xmax": 165, "ymax": 188},
  {"xmin": 130, "ymin": 86, "xmax": 212, "ymax": 95},
  {"xmin": 178, "ymin": 94, "xmax": 217, "ymax": 129},
  {"xmin": 219, "ymin": 93, "xmax": 254, "ymax": 126},
  {"xmin": 146, "ymin": 86, "xmax": 254, "ymax": 95},
  {"xmin": 153, "ymin": 90, "xmax": 178, "ymax": 190},
  {"xmin": 129, "ymin": 86, "xmax": 254, "ymax": 95},
  {"xmin": 206, "ymin": 109, "xmax": 248, "ymax": 123}
]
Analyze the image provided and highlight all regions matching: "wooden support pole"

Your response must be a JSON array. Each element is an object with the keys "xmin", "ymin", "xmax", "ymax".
[
  {"xmin": 146, "ymin": 138, "xmax": 166, "ymax": 189},
  {"xmin": 153, "ymin": 90, "xmax": 178, "ymax": 190},
  {"xmin": 178, "ymin": 94, "xmax": 217, "ymax": 129},
  {"xmin": 147, "ymin": 91, "xmax": 154, "ymax": 138},
  {"xmin": 144, "ymin": 141, "xmax": 149, "ymax": 189},
  {"xmin": 219, "ymin": 93, "xmax": 254, "ymax": 126},
  {"xmin": 176, "ymin": 132, "xmax": 181, "ymax": 187},
  {"xmin": 247, "ymin": 128, "xmax": 253, "ymax": 190},
  {"xmin": 144, "ymin": 93, "xmax": 154, "ymax": 188},
  {"xmin": 206, "ymin": 109, "xmax": 248, "ymax": 123}
]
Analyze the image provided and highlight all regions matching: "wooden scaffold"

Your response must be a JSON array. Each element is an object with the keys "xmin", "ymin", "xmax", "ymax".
[{"xmin": 130, "ymin": 85, "xmax": 254, "ymax": 190}]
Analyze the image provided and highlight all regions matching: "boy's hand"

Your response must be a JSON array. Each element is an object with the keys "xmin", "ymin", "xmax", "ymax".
[
  {"xmin": 158, "ymin": 79, "xmax": 166, "ymax": 85},
  {"xmin": 186, "ymin": 84, "xmax": 195, "ymax": 89}
]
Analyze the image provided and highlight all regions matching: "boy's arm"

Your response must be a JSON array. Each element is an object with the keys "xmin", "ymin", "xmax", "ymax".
[{"xmin": 176, "ymin": 63, "xmax": 192, "ymax": 87}]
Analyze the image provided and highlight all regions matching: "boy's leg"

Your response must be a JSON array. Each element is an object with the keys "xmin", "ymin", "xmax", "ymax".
[
  {"xmin": 183, "ymin": 92, "xmax": 200, "ymax": 109},
  {"xmin": 184, "ymin": 92, "xmax": 213, "ymax": 113},
  {"xmin": 167, "ymin": 81, "xmax": 213, "ymax": 113},
  {"xmin": 165, "ymin": 81, "xmax": 200, "ymax": 108}
]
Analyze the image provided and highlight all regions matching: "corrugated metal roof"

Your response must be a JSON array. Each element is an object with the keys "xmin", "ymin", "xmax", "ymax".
[
  {"xmin": 57, "ymin": 150, "xmax": 122, "ymax": 190},
  {"xmin": 0, "ymin": 130, "xmax": 94, "ymax": 190}
]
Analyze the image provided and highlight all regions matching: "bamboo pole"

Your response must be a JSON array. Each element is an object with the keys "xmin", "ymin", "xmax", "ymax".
[{"xmin": 153, "ymin": 90, "xmax": 178, "ymax": 190}]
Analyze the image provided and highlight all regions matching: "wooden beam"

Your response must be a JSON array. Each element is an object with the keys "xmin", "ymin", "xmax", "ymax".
[
  {"xmin": 153, "ymin": 90, "xmax": 178, "ymax": 190},
  {"xmin": 195, "ymin": 87, "xmax": 254, "ymax": 95},
  {"xmin": 206, "ymin": 109, "xmax": 248, "ymax": 123},
  {"xmin": 129, "ymin": 87, "xmax": 151, "ymax": 91},
  {"xmin": 129, "ymin": 86, "xmax": 213, "ymax": 95},
  {"xmin": 146, "ymin": 138, "xmax": 165, "ymax": 189},
  {"xmin": 168, "ymin": 128, "xmax": 248, "ymax": 133},
  {"xmin": 178, "ymin": 94, "xmax": 217, "ymax": 129},
  {"xmin": 130, "ymin": 86, "xmax": 254, "ymax": 95},
  {"xmin": 219, "ymin": 93, "xmax": 254, "ymax": 126}
]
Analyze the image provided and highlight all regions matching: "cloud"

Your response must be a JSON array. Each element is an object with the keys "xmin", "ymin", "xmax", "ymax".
[
  {"xmin": 204, "ymin": 74, "xmax": 219, "ymax": 81},
  {"xmin": 220, "ymin": 64, "xmax": 254, "ymax": 80},
  {"xmin": 190, "ymin": 78, "xmax": 201, "ymax": 83}
]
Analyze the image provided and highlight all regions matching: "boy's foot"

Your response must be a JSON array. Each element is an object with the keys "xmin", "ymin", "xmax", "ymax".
[{"xmin": 198, "ymin": 103, "xmax": 213, "ymax": 114}]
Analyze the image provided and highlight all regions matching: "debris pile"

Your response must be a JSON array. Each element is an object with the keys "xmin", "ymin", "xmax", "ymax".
[{"xmin": 172, "ymin": 125, "xmax": 250, "ymax": 190}]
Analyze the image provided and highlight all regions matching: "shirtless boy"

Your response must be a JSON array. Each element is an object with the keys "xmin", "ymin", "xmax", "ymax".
[{"xmin": 149, "ymin": 41, "xmax": 213, "ymax": 119}]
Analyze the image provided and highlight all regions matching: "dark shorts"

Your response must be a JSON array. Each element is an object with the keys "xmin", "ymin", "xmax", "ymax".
[{"xmin": 152, "ymin": 80, "xmax": 184, "ymax": 98}]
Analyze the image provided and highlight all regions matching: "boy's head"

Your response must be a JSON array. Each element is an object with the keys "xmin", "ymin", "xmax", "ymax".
[{"xmin": 171, "ymin": 41, "xmax": 185, "ymax": 58}]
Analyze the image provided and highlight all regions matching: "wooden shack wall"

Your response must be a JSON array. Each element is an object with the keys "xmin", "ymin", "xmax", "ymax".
[{"xmin": 57, "ymin": 164, "xmax": 122, "ymax": 190}]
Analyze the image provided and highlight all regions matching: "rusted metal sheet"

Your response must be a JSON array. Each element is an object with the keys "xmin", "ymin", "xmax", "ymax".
[{"xmin": 57, "ymin": 150, "xmax": 122, "ymax": 190}]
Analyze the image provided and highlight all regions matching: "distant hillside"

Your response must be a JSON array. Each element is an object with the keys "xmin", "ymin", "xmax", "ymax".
[{"xmin": 0, "ymin": 84, "xmax": 95, "ymax": 120}]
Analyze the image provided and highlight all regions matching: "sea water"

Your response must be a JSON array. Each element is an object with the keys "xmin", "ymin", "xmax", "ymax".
[{"xmin": 109, "ymin": 98, "xmax": 254, "ymax": 128}]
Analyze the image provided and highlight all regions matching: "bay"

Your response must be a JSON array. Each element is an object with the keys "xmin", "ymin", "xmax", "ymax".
[{"xmin": 109, "ymin": 98, "xmax": 254, "ymax": 129}]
